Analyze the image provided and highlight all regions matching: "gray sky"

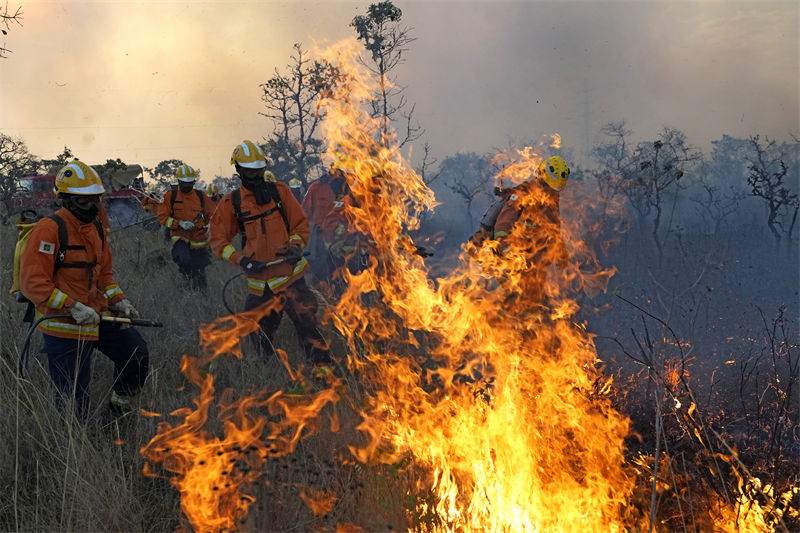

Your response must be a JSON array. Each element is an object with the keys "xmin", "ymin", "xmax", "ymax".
[{"xmin": 0, "ymin": 0, "xmax": 797, "ymax": 181}]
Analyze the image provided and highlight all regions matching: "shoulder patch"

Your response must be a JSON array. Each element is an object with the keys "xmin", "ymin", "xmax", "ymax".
[
  {"xmin": 510, "ymin": 194, "xmax": 518, "ymax": 201},
  {"xmin": 38, "ymin": 241, "xmax": 56, "ymax": 254}
]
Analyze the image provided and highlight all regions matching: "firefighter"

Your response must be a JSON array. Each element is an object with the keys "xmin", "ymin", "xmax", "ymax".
[
  {"xmin": 141, "ymin": 183, "xmax": 162, "ymax": 215},
  {"xmin": 302, "ymin": 153, "xmax": 351, "ymax": 227},
  {"xmin": 301, "ymin": 153, "xmax": 353, "ymax": 280},
  {"xmin": 288, "ymin": 177, "xmax": 304, "ymax": 204},
  {"xmin": 321, "ymin": 158, "xmax": 377, "ymax": 276},
  {"xmin": 492, "ymin": 155, "xmax": 570, "ymax": 314},
  {"xmin": 204, "ymin": 182, "xmax": 221, "ymax": 204},
  {"xmin": 157, "ymin": 164, "xmax": 214, "ymax": 290},
  {"xmin": 210, "ymin": 140, "xmax": 333, "ymax": 384},
  {"xmin": 19, "ymin": 160, "xmax": 149, "ymax": 420}
]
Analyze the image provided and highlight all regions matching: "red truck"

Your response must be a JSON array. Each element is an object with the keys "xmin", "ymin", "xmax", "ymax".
[{"xmin": 5, "ymin": 164, "xmax": 147, "ymax": 226}]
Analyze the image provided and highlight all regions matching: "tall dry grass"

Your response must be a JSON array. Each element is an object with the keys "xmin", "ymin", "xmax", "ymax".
[
  {"xmin": 0, "ymin": 221, "xmax": 411, "ymax": 532},
  {"xmin": 2, "ymin": 215, "xmax": 798, "ymax": 532}
]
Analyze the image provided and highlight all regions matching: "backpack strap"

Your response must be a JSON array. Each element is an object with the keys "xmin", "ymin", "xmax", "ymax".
[
  {"xmin": 195, "ymin": 188, "xmax": 205, "ymax": 214},
  {"xmin": 232, "ymin": 188, "xmax": 246, "ymax": 248},
  {"xmin": 265, "ymin": 181, "xmax": 290, "ymax": 232},
  {"xmin": 48, "ymin": 214, "xmax": 105, "ymax": 290},
  {"xmin": 231, "ymin": 185, "xmax": 291, "ymax": 249}
]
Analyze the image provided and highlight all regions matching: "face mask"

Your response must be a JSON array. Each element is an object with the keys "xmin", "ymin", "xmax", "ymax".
[
  {"xmin": 65, "ymin": 195, "xmax": 101, "ymax": 223},
  {"xmin": 178, "ymin": 181, "xmax": 194, "ymax": 193}
]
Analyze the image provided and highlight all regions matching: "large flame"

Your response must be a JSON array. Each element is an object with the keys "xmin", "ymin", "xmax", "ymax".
[
  {"xmin": 315, "ymin": 38, "xmax": 634, "ymax": 531},
  {"xmin": 139, "ymin": 37, "xmax": 793, "ymax": 532}
]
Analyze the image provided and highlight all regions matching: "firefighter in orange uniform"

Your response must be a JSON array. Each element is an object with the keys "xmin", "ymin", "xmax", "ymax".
[
  {"xmin": 204, "ymin": 182, "xmax": 221, "ymax": 204},
  {"xmin": 492, "ymin": 155, "xmax": 570, "ymax": 313},
  {"xmin": 210, "ymin": 140, "xmax": 333, "ymax": 381},
  {"xmin": 20, "ymin": 160, "xmax": 149, "ymax": 420},
  {"xmin": 301, "ymin": 154, "xmax": 352, "ymax": 280},
  {"xmin": 141, "ymin": 183, "xmax": 162, "ymax": 215},
  {"xmin": 158, "ymin": 164, "xmax": 214, "ymax": 289},
  {"xmin": 302, "ymin": 153, "xmax": 351, "ymax": 227},
  {"xmin": 321, "ymin": 159, "xmax": 372, "ymax": 276}
]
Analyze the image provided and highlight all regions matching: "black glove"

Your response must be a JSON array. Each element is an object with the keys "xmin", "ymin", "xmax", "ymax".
[
  {"xmin": 239, "ymin": 257, "xmax": 268, "ymax": 274},
  {"xmin": 280, "ymin": 245, "xmax": 303, "ymax": 264}
]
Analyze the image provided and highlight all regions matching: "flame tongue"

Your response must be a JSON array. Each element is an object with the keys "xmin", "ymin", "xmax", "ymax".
[{"xmin": 315, "ymin": 38, "xmax": 635, "ymax": 531}]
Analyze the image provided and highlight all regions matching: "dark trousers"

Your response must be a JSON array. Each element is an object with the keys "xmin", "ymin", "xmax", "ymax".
[
  {"xmin": 42, "ymin": 323, "xmax": 149, "ymax": 419},
  {"xmin": 171, "ymin": 240, "xmax": 210, "ymax": 289},
  {"xmin": 244, "ymin": 278, "xmax": 331, "ymax": 366}
]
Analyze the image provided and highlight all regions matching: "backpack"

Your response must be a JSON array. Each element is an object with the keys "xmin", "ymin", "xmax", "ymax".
[
  {"xmin": 231, "ymin": 181, "xmax": 290, "ymax": 248},
  {"xmin": 11, "ymin": 210, "xmax": 105, "ymax": 322},
  {"xmin": 470, "ymin": 186, "xmax": 516, "ymax": 245}
]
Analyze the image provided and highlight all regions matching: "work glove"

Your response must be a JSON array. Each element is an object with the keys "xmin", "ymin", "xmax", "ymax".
[
  {"xmin": 178, "ymin": 220, "xmax": 195, "ymax": 230},
  {"xmin": 110, "ymin": 298, "xmax": 140, "ymax": 319},
  {"xmin": 279, "ymin": 245, "xmax": 303, "ymax": 264},
  {"xmin": 69, "ymin": 301, "xmax": 100, "ymax": 325},
  {"xmin": 240, "ymin": 257, "xmax": 268, "ymax": 274}
]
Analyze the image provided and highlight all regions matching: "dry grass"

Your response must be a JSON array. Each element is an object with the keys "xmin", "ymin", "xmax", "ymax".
[
  {"xmin": 2, "ymin": 220, "xmax": 798, "ymax": 532},
  {"xmin": 0, "ymin": 222, "xmax": 414, "ymax": 532}
]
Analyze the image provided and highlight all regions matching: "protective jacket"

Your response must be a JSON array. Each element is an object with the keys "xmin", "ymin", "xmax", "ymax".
[
  {"xmin": 494, "ymin": 180, "xmax": 567, "ymax": 266},
  {"xmin": 19, "ymin": 208, "xmax": 125, "ymax": 340},
  {"xmin": 141, "ymin": 195, "xmax": 161, "ymax": 215},
  {"xmin": 301, "ymin": 171, "xmax": 347, "ymax": 226},
  {"xmin": 158, "ymin": 188, "xmax": 213, "ymax": 248},
  {"xmin": 210, "ymin": 182, "xmax": 310, "ymax": 295}
]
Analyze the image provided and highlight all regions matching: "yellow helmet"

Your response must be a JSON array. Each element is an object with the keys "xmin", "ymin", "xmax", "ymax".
[
  {"xmin": 288, "ymin": 177, "xmax": 302, "ymax": 188},
  {"xmin": 53, "ymin": 160, "xmax": 105, "ymax": 195},
  {"xmin": 357, "ymin": 158, "xmax": 383, "ymax": 179},
  {"xmin": 169, "ymin": 176, "xmax": 178, "ymax": 186},
  {"xmin": 230, "ymin": 140, "xmax": 266, "ymax": 169},
  {"xmin": 263, "ymin": 170, "xmax": 277, "ymax": 183},
  {"xmin": 205, "ymin": 182, "xmax": 219, "ymax": 196},
  {"xmin": 537, "ymin": 155, "xmax": 569, "ymax": 191},
  {"xmin": 175, "ymin": 164, "xmax": 198, "ymax": 182},
  {"xmin": 333, "ymin": 151, "xmax": 355, "ymax": 175}
]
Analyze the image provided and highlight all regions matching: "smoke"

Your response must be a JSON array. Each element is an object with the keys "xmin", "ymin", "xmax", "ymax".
[{"xmin": 1, "ymin": 1, "xmax": 796, "ymax": 177}]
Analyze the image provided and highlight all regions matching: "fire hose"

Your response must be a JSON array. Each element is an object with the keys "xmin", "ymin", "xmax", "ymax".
[
  {"xmin": 221, "ymin": 255, "xmax": 305, "ymax": 316},
  {"xmin": 18, "ymin": 313, "xmax": 164, "ymax": 379},
  {"xmin": 109, "ymin": 215, "xmax": 159, "ymax": 232}
]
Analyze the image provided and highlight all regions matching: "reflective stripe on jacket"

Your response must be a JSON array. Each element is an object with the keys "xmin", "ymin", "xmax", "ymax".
[
  {"xmin": 19, "ymin": 208, "xmax": 124, "ymax": 341},
  {"xmin": 210, "ymin": 182, "xmax": 310, "ymax": 295},
  {"xmin": 157, "ymin": 189, "xmax": 213, "ymax": 248}
]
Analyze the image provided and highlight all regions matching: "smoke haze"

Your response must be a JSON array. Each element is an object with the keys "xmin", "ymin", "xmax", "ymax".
[{"xmin": 1, "ymin": 1, "xmax": 796, "ymax": 180}]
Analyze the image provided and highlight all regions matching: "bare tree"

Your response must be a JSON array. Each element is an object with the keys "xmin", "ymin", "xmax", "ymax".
[
  {"xmin": 745, "ymin": 135, "xmax": 799, "ymax": 249},
  {"xmin": 628, "ymin": 128, "xmax": 702, "ymax": 261},
  {"xmin": 440, "ymin": 152, "xmax": 492, "ymax": 228},
  {"xmin": 592, "ymin": 121, "xmax": 637, "ymax": 230},
  {"xmin": 416, "ymin": 142, "xmax": 441, "ymax": 186},
  {"xmin": 0, "ymin": 2, "xmax": 23, "ymax": 58},
  {"xmin": 351, "ymin": 0, "xmax": 422, "ymax": 148},
  {"xmin": 692, "ymin": 160, "xmax": 746, "ymax": 239},
  {"xmin": 260, "ymin": 43, "xmax": 337, "ymax": 187}
]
